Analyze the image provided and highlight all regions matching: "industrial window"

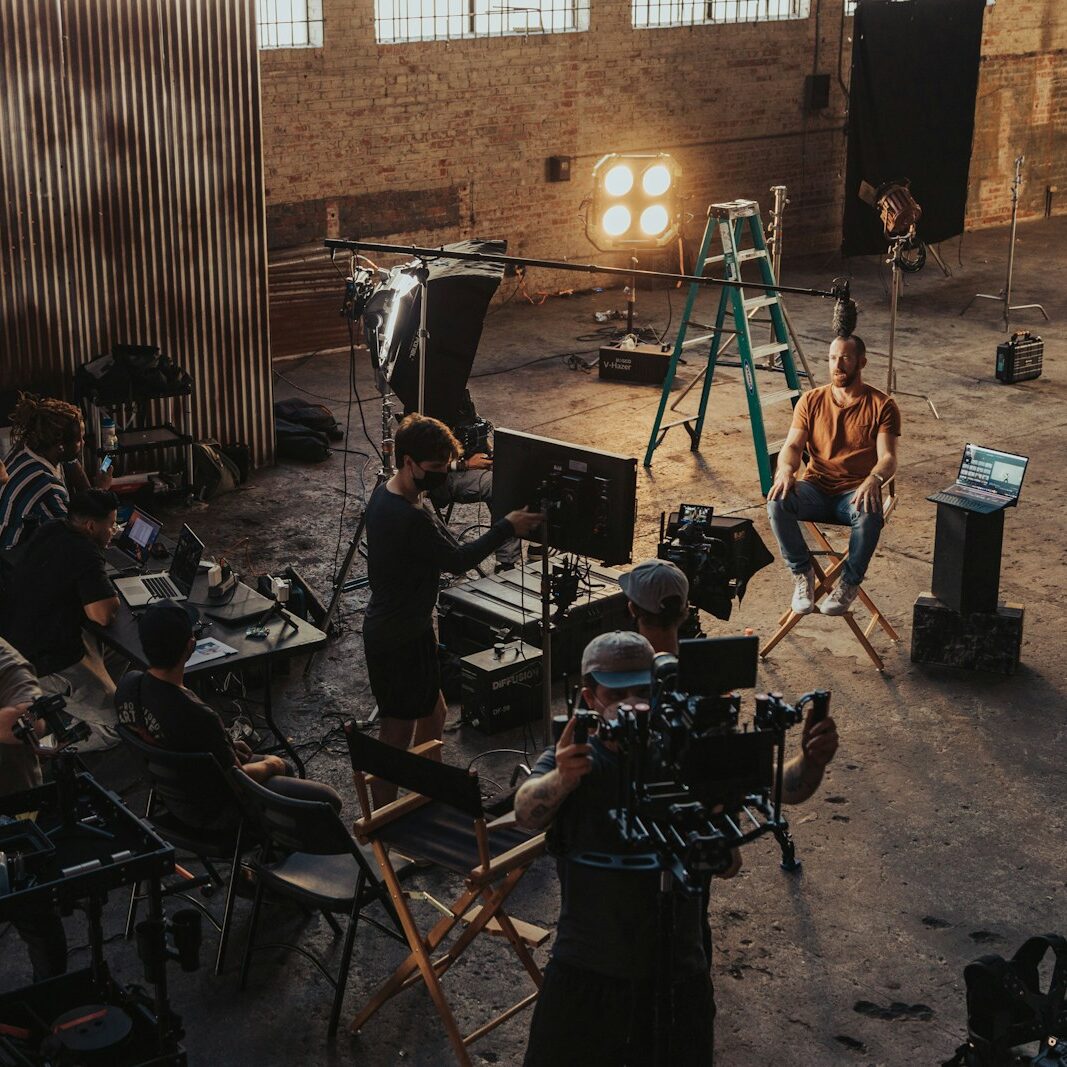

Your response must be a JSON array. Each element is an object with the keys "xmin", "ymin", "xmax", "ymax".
[
  {"xmin": 256, "ymin": 0, "xmax": 323, "ymax": 48},
  {"xmin": 633, "ymin": 0, "xmax": 809, "ymax": 29},
  {"xmin": 375, "ymin": 0, "xmax": 589, "ymax": 43}
]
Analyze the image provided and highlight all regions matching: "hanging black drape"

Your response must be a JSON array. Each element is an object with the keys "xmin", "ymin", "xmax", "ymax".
[{"xmin": 842, "ymin": 0, "xmax": 986, "ymax": 257}]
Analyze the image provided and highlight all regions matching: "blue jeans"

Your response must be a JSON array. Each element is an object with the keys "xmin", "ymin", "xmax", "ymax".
[{"xmin": 766, "ymin": 480, "xmax": 884, "ymax": 587}]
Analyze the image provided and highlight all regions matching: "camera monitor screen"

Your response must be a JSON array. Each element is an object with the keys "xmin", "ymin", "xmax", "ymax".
[
  {"xmin": 491, "ymin": 428, "xmax": 637, "ymax": 565},
  {"xmin": 677, "ymin": 635, "xmax": 759, "ymax": 695}
]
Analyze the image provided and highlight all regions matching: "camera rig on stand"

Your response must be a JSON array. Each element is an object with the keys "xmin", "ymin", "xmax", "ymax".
[{"xmin": 657, "ymin": 503, "xmax": 774, "ymax": 634}]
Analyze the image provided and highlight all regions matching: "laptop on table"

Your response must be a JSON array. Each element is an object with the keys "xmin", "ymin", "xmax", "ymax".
[
  {"xmin": 105, "ymin": 507, "xmax": 163, "ymax": 572},
  {"xmin": 114, "ymin": 525, "xmax": 204, "ymax": 607},
  {"xmin": 927, "ymin": 444, "xmax": 1029, "ymax": 515}
]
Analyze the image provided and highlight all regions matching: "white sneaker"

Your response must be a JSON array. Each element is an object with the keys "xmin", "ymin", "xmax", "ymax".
[
  {"xmin": 821, "ymin": 581, "xmax": 860, "ymax": 616},
  {"xmin": 791, "ymin": 569, "xmax": 816, "ymax": 615}
]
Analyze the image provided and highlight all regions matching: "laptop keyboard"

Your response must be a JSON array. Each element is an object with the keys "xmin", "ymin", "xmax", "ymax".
[
  {"xmin": 143, "ymin": 575, "xmax": 180, "ymax": 600},
  {"xmin": 929, "ymin": 491, "xmax": 1000, "ymax": 513}
]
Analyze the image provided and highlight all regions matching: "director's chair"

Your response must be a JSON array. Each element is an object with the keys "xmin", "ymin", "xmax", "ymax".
[
  {"xmin": 760, "ymin": 479, "xmax": 900, "ymax": 671},
  {"xmin": 344, "ymin": 724, "xmax": 547, "ymax": 1067}
]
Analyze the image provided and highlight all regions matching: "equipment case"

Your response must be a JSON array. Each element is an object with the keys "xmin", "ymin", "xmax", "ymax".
[
  {"xmin": 996, "ymin": 331, "xmax": 1043, "ymax": 384},
  {"xmin": 438, "ymin": 562, "xmax": 630, "ymax": 679}
]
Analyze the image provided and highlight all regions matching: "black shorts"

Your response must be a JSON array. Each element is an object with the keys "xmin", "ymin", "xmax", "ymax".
[{"xmin": 365, "ymin": 628, "xmax": 441, "ymax": 721}]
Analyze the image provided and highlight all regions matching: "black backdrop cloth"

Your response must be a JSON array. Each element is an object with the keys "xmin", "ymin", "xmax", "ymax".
[{"xmin": 842, "ymin": 0, "xmax": 986, "ymax": 257}]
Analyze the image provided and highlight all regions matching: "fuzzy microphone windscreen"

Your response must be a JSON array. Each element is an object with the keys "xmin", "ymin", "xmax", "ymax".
[{"xmin": 832, "ymin": 285, "xmax": 858, "ymax": 338}]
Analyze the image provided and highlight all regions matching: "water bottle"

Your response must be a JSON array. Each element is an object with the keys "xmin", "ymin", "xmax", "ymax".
[{"xmin": 101, "ymin": 415, "xmax": 118, "ymax": 453}]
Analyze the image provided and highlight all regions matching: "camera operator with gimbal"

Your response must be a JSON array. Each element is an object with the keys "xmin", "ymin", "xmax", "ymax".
[{"xmin": 515, "ymin": 630, "xmax": 839, "ymax": 1066}]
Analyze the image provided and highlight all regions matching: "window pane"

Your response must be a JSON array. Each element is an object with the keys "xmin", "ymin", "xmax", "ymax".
[{"xmin": 257, "ymin": 0, "xmax": 323, "ymax": 49}]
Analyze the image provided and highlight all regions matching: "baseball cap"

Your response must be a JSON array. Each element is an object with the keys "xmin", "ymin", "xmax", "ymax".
[
  {"xmin": 138, "ymin": 601, "xmax": 198, "ymax": 668},
  {"xmin": 618, "ymin": 559, "xmax": 689, "ymax": 614},
  {"xmin": 580, "ymin": 631, "xmax": 654, "ymax": 689}
]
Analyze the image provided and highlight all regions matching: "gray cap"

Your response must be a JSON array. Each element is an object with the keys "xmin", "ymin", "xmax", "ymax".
[
  {"xmin": 580, "ymin": 630, "xmax": 654, "ymax": 689},
  {"xmin": 618, "ymin": 559, "xmax": 689, "ymax": 614}
]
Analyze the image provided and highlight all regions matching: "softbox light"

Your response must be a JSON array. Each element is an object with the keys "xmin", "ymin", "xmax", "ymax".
[{"xmin": 363, "ymin": 238, "xmax": 506, "ymax": 426}]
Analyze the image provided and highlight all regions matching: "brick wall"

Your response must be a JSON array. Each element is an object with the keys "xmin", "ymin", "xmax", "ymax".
[{"xmin": 260, "ymin": 0, "xmax": 1066, "ymax": 272}]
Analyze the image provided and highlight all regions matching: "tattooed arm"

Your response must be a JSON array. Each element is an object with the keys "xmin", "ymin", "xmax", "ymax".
[
  {"xmin": 781, "ymin": 709, "xmax": 839, "ymax": 805},
  {"xmin": 515, "ymin": 716, "xmax": 591, "ymax": 830}
]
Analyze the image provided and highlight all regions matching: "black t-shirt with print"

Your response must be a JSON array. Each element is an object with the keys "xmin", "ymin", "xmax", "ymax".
[{"xmin": 0, "ymin": 520, "xmax": 114, "ymax": 675}]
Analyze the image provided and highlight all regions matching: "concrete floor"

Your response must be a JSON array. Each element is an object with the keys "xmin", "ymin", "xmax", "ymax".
[{"xmin": 5, "ymin": 215, "xmax": 1064, "ymax": 1065}]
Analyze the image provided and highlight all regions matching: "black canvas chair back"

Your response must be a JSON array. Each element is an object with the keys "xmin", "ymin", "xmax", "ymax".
[
  {"xmin": 342, "ymin": 721, "xmax": 546, "ymax": 1066},
  {"xmin": 344, "ymin": 725, "xmax": 484, "ymax": 817}
]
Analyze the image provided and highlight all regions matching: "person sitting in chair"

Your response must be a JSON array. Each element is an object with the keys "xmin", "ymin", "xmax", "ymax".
[
  {"xmin": 116, "ymin": 601, "xmax": 341, "ymax": 826},
  {"xmin": 766, "ymin": 333, "xmax": 900, "ymax": 617},
  {"xmin": 0, "ymin": 393, "xmax": 112, "ymax": 550},
  {"xmin": 0, "ymin": 489, "xmax": 121, "ymax": 749}
]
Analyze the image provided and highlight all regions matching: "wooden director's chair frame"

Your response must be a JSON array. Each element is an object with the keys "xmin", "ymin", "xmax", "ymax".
[
  {"xmin": 760, "ymin": 478, "xmax": 900, "ymax": 671},
  {"xmin": 346, "ymin": 728, "xmax": 547, "ymax": 1066}
]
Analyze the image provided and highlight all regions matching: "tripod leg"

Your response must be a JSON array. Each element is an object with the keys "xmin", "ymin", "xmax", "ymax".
[
  {"xmin": 775, "ymin": 820, "xmax": 801, "ymax": 872},
  {"xmin": 305, "ymin": 472, "xmax": 386, "ymax": 678}
]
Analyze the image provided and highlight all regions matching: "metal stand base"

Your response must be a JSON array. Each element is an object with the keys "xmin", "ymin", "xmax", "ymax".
[{"xmin": 960, "ymin": 154, "xmax": 1050, "ymax": 330}]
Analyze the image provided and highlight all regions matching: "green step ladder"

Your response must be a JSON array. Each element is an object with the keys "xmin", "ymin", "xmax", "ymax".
[{"xmin": 643, "ymin": 199, "xmax": 813, "ymax": 496}]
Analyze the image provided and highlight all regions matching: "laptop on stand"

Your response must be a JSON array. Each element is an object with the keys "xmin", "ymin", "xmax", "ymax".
[
  {"xmin": 927, "ymin": 444, "xmax": 1029, "ymax": 515},
  {"xmin": 114, "ymin": 525, "xmax": 204, "ymax": 607},
  {"xmin": 105, "ymin": 507, "xmax": 163, "ymax": 573}
]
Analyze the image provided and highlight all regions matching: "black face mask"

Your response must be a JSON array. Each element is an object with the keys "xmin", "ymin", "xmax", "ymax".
[{"xmin": 415, "ymin": 464, "xmax": 449, "ymax": 493}]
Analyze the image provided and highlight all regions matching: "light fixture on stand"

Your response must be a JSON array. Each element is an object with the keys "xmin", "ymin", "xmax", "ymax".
[
  {"xmin": 860, "ymin": 178, "xmax": 941, "ymax": 418},
  {"xmin": 588, "ymin": 152, "xmax": 681, "ymax": 336},
  {"xmin": 960, "ymin": 155, "xmax": 1049, "ymax": 329}
]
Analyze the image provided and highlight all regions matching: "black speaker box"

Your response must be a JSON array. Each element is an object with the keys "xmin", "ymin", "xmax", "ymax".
[{"xmin": 930, "ymin": 505, "xmax": 1003, "ymax": 616}]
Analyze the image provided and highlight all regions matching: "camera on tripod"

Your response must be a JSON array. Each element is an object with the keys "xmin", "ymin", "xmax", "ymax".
[
  {"xmin": 657, "ymin": 503, "xmax": 773, "ymax": 622},
  {"xmin": 574, "ymin": 636, "xmax": 829, "ymax": 888}
]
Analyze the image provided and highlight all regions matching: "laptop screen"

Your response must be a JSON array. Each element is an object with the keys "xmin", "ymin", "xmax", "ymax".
[
  {"xmin": 169, "ymin": 526, "xmax": 205, "ymax": 594},
  {"xmin": 113, "ymin": 508, "xmax": 162, "ymax": 564},
  {"xmin": 957, "ymin": 444, "xmax": 1029, "ymax": 499}
]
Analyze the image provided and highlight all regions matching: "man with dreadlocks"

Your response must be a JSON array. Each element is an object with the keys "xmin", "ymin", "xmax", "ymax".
[{"xmin": 0, "ymin": 393, "xmax": 111, "ymax": 550}]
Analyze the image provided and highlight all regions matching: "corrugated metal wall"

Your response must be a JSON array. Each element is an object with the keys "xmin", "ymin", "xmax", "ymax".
[{"xmin": 0, "ymin": 0, "xmax": 274, "ymax": 465}]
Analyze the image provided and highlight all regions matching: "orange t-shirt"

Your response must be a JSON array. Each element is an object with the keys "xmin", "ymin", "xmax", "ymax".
[{"xmin": 791, "ymin": 384, "xmax": 901, "ymax": 494}]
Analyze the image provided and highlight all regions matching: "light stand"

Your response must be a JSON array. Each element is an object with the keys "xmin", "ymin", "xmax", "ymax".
[
  {"xmin": 885, "ymin": 236, "xmax": 941, "ymax": 419},
  {"xmin": 961, "ymin": 155, "xmax": 1049, "ymax": 329},
  {"xmin": 317, "ymin": 389, "xmax": 397, "ymax": 645},
  {"xmin": 625, "ymin": 255, "xmax": 638, "ymax": 337},
  {"xmin": 539, "ymin": 507, "xmax": 553, "ymax": 745}
]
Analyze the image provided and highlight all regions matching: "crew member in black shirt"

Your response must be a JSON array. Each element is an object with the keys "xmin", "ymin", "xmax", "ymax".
[
  {"xmin": 0, "ymin": 489, "xmax": 120, "ymax": 749},
  {"xmin": 116, "ymin": 602, "xmax": 341, "ymax": 827},
  {"xmin": 363, "ymin": 413, "xmax": 542, "ymax": 805}
]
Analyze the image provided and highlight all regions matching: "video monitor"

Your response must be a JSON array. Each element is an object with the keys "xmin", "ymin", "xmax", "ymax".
[
  {"xmin": 491, "ymin": 428, "xmax": 637, "ymax": 565},
  {"xmin": 677, "ymin": 635, "xmax": 759, "ymax": 695}
]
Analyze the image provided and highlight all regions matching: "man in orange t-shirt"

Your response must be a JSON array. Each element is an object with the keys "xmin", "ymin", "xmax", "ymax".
[{"xmin": 766, "ymin": 334, "xmax": 901, "ymax": 616}]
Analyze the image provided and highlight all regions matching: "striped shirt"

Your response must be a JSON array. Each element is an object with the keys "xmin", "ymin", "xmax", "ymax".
[{"xmin": 0, "ymin": 446, "xmax": 69, "ymax": 550}]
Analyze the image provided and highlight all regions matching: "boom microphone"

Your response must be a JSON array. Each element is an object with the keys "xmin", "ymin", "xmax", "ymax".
[{"xmin": 831, "ymin": 279, "xmax": 857, "ymax": 337}]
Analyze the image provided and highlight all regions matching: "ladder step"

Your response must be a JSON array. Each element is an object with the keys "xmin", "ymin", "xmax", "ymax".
[
  {"xmin": 702, "ymin": 248, "xmax": 768, "ymax": 266},
  {"xmin": 759, "ymin": 389, "xmax": 801, "ymax": 408},
  {"xmin": 743, "ymin": 295, "xmax": 779, "ymax": 311},
  {"xmin": 750, "ymin": 341, "xmax": 790, "ymax": 360}
]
